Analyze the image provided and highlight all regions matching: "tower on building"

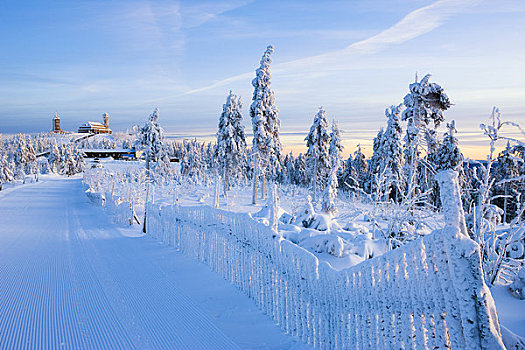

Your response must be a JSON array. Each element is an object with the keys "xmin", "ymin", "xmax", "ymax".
[
  {"xmin": 103, "ymin": 112, "xmax": 109, "ymax": 128},
  {"xmin": 53, "ymin": 112, "xmax": 62, "ymax": 133}
]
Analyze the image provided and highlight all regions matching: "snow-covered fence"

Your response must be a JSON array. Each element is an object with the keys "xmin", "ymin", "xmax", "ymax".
[
  {"xmin": 103, "ymin": 192, "xmax": 133, "ymax": 226},
  {"xmin": 85, "ymin": 170, "xmax": 504, "ymax": 349},
  {"xmin": 145, "ymin": 171, "xmax": 504, "ymax": 349},
  {"xmin": 85, "ymin": 188, "xmax": 133, "ymax": 226}
]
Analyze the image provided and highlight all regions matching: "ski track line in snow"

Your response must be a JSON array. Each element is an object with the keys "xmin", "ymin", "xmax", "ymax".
[{"xmin": 0, "ymin": 177, "xmax": 241, "ymax": 349}]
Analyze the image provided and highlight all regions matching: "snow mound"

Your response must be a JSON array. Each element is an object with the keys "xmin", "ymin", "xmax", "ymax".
[{"xmin": 300, "ymin": 234, "xmax": 345, "ymax": 258}]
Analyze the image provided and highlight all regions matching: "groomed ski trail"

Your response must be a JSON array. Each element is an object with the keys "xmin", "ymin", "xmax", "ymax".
[{"xmin": 0, "ymin": 176, "xmax": 305, "ymax": 349}]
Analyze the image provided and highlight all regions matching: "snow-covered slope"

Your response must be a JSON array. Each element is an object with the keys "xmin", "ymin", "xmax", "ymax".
[{"xmin": 0, "ymin": 176, "xmax": 306, "ymax": 349}]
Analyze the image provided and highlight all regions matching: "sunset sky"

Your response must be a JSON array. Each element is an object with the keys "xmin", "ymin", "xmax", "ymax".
[{"xmin": 1, "ymin": 0, "xmax": 524, "ymax": 158}]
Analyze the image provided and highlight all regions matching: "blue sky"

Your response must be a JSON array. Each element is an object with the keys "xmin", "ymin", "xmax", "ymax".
[{"xmin": 1, "ymin": 0, "xmax": 524, "ymax": 157}]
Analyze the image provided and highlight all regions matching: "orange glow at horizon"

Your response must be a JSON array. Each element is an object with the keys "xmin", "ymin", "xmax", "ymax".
[{"xmin": 169, "ymin": 127, "xmax": 523, "ymax": 161}]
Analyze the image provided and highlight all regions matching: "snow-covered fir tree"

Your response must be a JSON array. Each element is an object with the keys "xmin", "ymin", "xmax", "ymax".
[
  {"xmin": 305, "ymin": 106, "xmax": 331, "ymax": 201},
  {"xmin": 292, "ymin": 154, "xmax": 308, "ymax": 186},
  {"xmin": 340, "ymin": 154, "xmax": 354, "ymax": 191},
  {"xmin": 216, "ymin": 90, "xmax": 247, "ymax": 193},
  {"xmin": 182, "ymin": 139, "xmax": 207, "ymax": 183},
  {"xmin": 0, "ymin": 153, "xmax": 14, "ymax": 190},
  {"xmin": 402, "ymin": 74, "xmax": 451, "ymax": 198},
  {"xmin": 137, "ymin": 108, "xmax": 166, "ymax": 177},
  {"xmin": 250, "ymin": 45, "xmax": 282, "ymax": 204},
  {"xmin": 425, "ymin": 120, "xmax": 463, "ymax": 209},
  {"xmin": 351, "ymin": 145, "xmax": 368, "ymax": 192},
  {"xmin": 204, "ymin": 142, "xmax": 216, "ymax": 172},
  {"xmin": 154, "ymin": 152, "xmax": 172, "ymax": 183},
  {"xmin": 367, "ymin": 128, "xmax": 384, "ymax": 193},
  {"xmin": 284, "ymin": 152, "xmax": 295, "ymax": 185},
  {"xmin": 494, "ymin": 141, "xmax": 525, "ymax": 222},
  {"xmin": 61, "ymin": 146, "xmax": 77, "ymax": 176},
  {"xmin": 25, "ymin": 137, "xmax": 37, "ymax": 177},
  {"xmin": 328, "ymin": 120, "xmax": 344, "ymax": 174},
  {"xmin": 48, "ymin": 139, "xmax": 60, "ymax": 173},
  {"xmin": 433, "ymin": 120, "xmax": 463, "ymax": 172},
  {"xmin": 74, "ymin": 147, "xmax": 86, "ymax": 174},
  {"xmin": 136, "ymin": 108, "xmax": 167, "ymax": 233},
  {"xmin": 379, "ymin": 104, "xmax": 405, "ymax": 202},
  {"xmin": 322, "ymin": 168, "xmax": 338, "ymax": 215}
]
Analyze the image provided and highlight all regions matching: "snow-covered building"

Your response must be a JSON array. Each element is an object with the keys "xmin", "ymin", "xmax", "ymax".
[
  {"xmin": 78, "ymin": 113, "xmax": 112, "ymax": 134},
  {"xmin": 52, "ymin": 112, "xmax": 66, "ymax": 133}
]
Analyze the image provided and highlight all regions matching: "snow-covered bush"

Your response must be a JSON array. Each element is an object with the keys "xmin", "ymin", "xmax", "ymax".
[{"xmin": 468, "ymin": 107, "xmax": 525, "ymax": 285}]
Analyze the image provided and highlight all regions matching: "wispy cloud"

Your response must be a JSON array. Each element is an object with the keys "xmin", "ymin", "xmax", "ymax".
[
  {"xmin": 184, "ymin": 0, "xmax": 481, "ymax": 95},
  {"xmin": 343, "ymin": 0, "xmax": 481, "ymax": 55},
  {"xmin": 181, "ymin": 0, "xmax": 254, "ymax": 28}
]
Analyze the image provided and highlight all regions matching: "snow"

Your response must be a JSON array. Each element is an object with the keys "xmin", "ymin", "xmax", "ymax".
[
  {"xmin": 114, "ymin": 170, "xmax": 503, "ymax": 349},
  {"xmin": 0, "ymin": 175, "xmax": 307, "ymax": 349},
  {"xmin": 492, "ymin": 285, "xmax": 525, "ymax": 338}
]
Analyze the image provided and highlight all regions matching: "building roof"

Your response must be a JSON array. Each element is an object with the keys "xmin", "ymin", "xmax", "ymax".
[
  {"xmin": 80, "ymin": 121, "xmax": 106, "ymax": 128},
  {"xmin": 81, "ymin": 148, "xmax": 134, "ymax": 153}
]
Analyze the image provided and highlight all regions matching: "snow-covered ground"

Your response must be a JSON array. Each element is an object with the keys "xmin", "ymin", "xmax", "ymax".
[
  {"xmin": 89, "ymin": 159, "xmax": 443, "ymax": 271},
  {"xmin": 0, "ymin": 175, "xmax": 308, "ymax": 349},
  {"xmin": 83, "ymin": 159, "xmax": 525, "ymax": 348},
  {"xmin": 492, "ymin": 285, "xmax": 525, "ymax": 338}
]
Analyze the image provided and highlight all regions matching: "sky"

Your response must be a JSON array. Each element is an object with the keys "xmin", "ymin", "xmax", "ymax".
[{"xmin": 0, "ymin": 0, "xmax": 524, "ymax": 158}]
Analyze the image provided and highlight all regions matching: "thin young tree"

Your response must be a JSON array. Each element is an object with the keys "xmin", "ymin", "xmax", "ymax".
[{"xmin": 137, "ymin": 108, "xmax": 165, "ymax": 232}]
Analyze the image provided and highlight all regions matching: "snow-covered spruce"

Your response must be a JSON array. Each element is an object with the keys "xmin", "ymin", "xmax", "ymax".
[
  {"xmin": 250, "ymin": 45, "xmax": 282, "ymax": 204},
  {"xmin": 305, "ymin": 106, "xmax": 331, "ymax": 201},
  {"xmin": 378, "ymin": 104, "xmax": 405, "ymax": 202},
  {"xmin": 0, "ymin": 153, "xmax": 14, "ymax": 190},
  {"xmin": 136, "ymin": 107, "xmax": 169, "ymax": 180},
  {"xmin": 350, "ymin": 144, "xmax": 368, "ymax": 193},
  {"xmin": 433, "ymin": 120, "xmax": 464, "ymax": 172},
  {"xmin": 328, "ymin": 120, "xmax": 343, "ymax": 174},
  {"xmin": 215, "ymin": 90, "xmax": 247, "ymax": 194},
  {"xmin": 402, "ymin": 74, "xmax": 451, "ymax": 200},
  {"xmin": 321, "ymin": 168, "xmax": 338, "ymax": 215}
]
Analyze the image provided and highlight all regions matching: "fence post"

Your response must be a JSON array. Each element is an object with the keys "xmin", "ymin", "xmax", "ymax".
[
  {"xmin": 435, "ymin": 170, "xmax": 468, "ymax": 236},
  {"xmin": 436, "ymin": 170, "xmax": 505, "ymax": 349}
]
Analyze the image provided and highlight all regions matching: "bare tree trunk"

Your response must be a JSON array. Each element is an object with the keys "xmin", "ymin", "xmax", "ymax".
[{"xmin": 252, "ymin": 153, "xmax": 259, "ymax": 205}]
